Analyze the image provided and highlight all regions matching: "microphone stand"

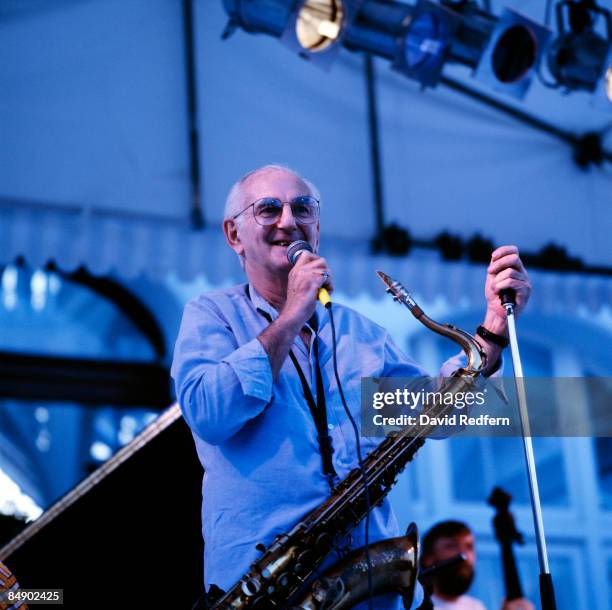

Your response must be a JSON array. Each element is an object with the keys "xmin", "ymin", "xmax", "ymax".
[{"xmin": 500, "ymin": 290, "xmax": 557, "ymax": 610}]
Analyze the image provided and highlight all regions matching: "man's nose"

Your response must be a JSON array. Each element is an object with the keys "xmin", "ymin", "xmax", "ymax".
[
  {"xmin": 463, "ymin": 550, "xmax": 475, "ymax": 565},
  {"xmin": 276, "ymin": 203, "xmax": 298, "ymax": 228}
]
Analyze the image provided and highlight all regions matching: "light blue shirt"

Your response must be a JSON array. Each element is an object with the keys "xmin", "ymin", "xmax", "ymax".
[{"xmin": 171, "ymin": 283, "xmax": 470, "ymax": 609}]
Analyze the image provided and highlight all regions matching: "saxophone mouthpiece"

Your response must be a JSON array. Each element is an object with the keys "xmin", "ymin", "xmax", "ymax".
[
  {"xmin": 376, "ymin": 270, "xmax": 399, "ymax": 295},
  {"xmin": 376, "ymin": 270, "xmax": 422, "ymax": 317},
  {"xmin": 376, "ymin": 270, "xmax": 392, "ymax": 286}
]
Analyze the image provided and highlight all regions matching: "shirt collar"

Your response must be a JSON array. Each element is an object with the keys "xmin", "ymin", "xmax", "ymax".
[{"xmin": 248, "ymin": 282, "xmax": 278, "ymax": 321}]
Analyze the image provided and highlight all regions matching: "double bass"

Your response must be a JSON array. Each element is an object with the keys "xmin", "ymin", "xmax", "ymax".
[{"xmin": 488, "ymin": 487, "xmax": 525, "ymax": 602}]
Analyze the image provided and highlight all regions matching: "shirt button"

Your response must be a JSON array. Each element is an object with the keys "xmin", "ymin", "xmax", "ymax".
[{"xmin": 328, "ymin": 424, "xmax": 334, "ymax": 430}]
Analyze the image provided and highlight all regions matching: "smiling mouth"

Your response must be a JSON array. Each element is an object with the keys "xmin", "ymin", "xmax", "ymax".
[{"xmin": 271, "ymin": 241, "xmax": 293, "ymax": 247}]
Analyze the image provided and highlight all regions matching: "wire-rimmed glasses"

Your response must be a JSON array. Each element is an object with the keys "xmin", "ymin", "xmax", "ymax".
[{"xmin": 232, "ymin": 195, "xmax": 320, "ymax": 226}]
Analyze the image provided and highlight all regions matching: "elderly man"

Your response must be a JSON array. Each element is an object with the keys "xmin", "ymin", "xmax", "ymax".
[{"xmin": 171, "ymin": 164, "xmax": 531, "ymax": 609}]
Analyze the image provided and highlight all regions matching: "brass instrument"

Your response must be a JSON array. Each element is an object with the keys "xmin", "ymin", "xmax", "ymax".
[
  {"xmin": 210, "ymin": 271, "xmax": 486, "ymax": 609},
  {"xmin": 292, "ymin": 526, "xmax": 419, "ymax": 609}
]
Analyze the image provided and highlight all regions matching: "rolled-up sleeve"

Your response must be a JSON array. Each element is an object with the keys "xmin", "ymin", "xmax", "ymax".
[{"xmin": 171, "ymin": 298, "xmax": 273, "ymax": 445}]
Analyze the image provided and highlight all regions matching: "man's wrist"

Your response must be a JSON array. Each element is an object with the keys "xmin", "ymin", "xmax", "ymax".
[
  {"xmin": 276, "ymin": 308, "xmax": 308, "ymax": 335},
  {"xmin": 477, "ymin": 325, "xmax": 509, "ymax": 349},
  {"xmin": 482, "ymin": 310, "xmax": 508, "ymax": 337},
  {"xmin": 476, "ymin": 311, "xmax": 508, "ymax": 375},
  {"xmin": 259, "ymin": 313, "xmax": 304, "ymax": 379}
]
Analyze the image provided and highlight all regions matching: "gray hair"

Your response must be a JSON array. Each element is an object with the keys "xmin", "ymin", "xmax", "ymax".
[{"xmin": 223, "ymin": 163, "xmax": 321, "ymax": 221}]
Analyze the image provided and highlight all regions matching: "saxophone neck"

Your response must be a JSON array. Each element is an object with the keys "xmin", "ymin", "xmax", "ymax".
[{"xmin": 376, "ymin": 270, "xmax": 486, "ymax": 374}]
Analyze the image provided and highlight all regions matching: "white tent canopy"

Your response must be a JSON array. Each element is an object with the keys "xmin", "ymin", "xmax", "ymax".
[
  {"xmin": 0, "ymin": 0, "xmax": 611, "ymax": 303},
  {"xmin": 2, "ymin": 200, "xmax": 610, "ymax": 316}
]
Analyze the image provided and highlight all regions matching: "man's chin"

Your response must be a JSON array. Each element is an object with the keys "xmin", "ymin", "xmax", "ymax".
[
  {"xmin": 434, "ymin": 567, "xmax": 475, "ymax": 597},
  {"xmin": 270, "ymin": 246, "xmax": 293, "ymax": 265}
]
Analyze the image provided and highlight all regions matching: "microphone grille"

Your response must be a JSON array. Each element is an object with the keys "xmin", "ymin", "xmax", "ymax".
[{"xmin": 287, "ymin": 240, "xmax": 312, "ymax": 265}]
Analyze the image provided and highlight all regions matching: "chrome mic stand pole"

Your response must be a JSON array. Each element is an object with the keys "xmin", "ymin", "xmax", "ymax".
[{"xmin": 500, "ymin": 289, "xmax": 557, "ymax": 610}]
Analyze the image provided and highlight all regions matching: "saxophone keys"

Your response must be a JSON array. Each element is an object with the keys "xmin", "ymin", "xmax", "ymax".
[
  {"xmin": 240, "ymin": 576, "xmax": 262, "ymax": 596},
  {"xmin": 315, "ymin": 532, "xmax": 333, "ymax": 550},
  {"xmin": 251, "ymin": 595, "xmax": 276, "ymax": 608},
  {"xmin": 277, "ymin": 572, "xmax": 291, "ymax": 587},
  {"xmin": 295, "ymin": 549, "xmax": 314, "ymax": 575}
]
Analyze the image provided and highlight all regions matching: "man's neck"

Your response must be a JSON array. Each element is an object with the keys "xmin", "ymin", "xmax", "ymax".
[{"xmin": 249, "ymin": 275, "xmax": 287, "ymax": 312}]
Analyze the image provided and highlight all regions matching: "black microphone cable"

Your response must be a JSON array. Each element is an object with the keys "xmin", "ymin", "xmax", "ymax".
[
  {"xmin": 326, "ymin": 303, "xmax": 375, "ymax": 610},
  {"xmin": 287, "ymin": 240, "xmax": 374, "ymax": 607}
]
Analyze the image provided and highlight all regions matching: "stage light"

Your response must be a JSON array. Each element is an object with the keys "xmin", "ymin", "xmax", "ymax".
[
  {"xmin": 393, "ymin": 0, "xmax": 460, "ymax": 87},
  {"xmin": 394, "ymin": 2, "xmax": 550, "ymax": 95},
  {"xmin": 282, "ymin": 0, "xmax": 362, "ymax": 64},
  {"xmin": 547, "ymin": 0, "xmax": 612, "ymax": 99},
  {"xmin": 591, "ymin": 46, "xmax": 612, "ymax": 108},
  {"xmin": 473, "ymin": 8, "xmax": 551, "ymax": 99},
  {"xmin": 342, "ymin": 0, "xmax": 413, "ymax": 60},
  {"xmin": 295, "ymin": 0, "xmax": 345, "ymax": 52},
  {"xmin": 222, "ymin": 1, "xmax": 552, "ymax": 96},
  {"xmin": 222, "ymin": 0, "xmax": 295, "ymax": 39},
  {"xmin": 223, "ymin": 0, "xmax": 363, "ymax": 65}
]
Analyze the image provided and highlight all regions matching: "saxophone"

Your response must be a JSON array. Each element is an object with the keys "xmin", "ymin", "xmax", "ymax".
[{"xmin": 209, "ymin": 271, "xmax": 486, "ymax": 610}]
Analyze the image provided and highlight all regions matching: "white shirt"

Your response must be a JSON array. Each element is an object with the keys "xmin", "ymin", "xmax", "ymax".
[{"xmin": 431, "ymin": 593, "xmax": 487, "ymax": 610}]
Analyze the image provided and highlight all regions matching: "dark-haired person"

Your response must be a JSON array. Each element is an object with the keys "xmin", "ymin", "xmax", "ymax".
[
  {"xmin": 421, "ymin": 520, "xmax": 534, "ymax": 610},
  {"xmin": 172, "ymin": 164, "xmax": 532, "ymax": 609}
]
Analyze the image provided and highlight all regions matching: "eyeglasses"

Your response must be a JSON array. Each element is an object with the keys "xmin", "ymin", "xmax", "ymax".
[{"xmin": 232, "ymin": 195, "xmax": 320, "ymax": 226}]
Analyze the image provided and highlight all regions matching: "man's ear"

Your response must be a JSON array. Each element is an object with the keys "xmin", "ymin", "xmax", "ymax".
[{"xmin": 223, "ymin": 218, "xmax": 244, "ymax": 257}]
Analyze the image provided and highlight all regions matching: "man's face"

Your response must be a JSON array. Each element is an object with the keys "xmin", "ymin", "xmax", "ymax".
[
  {"xmin": 427, "ymin": 532, "xmax": 476, "ymax": 597},
  {"xmin": 224, "ymin": 168, "xmax": 320, "ymax": 282}
]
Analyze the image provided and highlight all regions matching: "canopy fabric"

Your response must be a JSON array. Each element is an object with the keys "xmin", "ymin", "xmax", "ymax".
[
  {"xmin": 1, "ymin": 1, "xmax": 611, "ymax": 276},
  {"xmin": 1, "ymin": 0, "xmax": 611, "ymax": 316},
  {"xmin": 2, "ymin": 198, "xmax": 610, "ymax": 315}
]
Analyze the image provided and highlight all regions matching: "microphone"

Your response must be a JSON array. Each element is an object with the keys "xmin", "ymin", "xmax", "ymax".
[{"xmin": 286, "ymin": 240, "xmax": 332, "ymax": 308}]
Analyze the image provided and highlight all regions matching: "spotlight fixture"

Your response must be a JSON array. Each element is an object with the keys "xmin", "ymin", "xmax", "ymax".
[
  {"xmin": 222, "ymin": 1, "xmax": 552, "ymax": 97},
  {"xmin": 222, "ymin": 0, "xmax": 295, "ymax": 39},
  {"xmin": 295, "ymin": 0, "xmax": 345, "ymax": 52},
  {"xmin": 393, "ymin": 0, "xmax": 460, "ymax": 87},
  {"xmin": 223, "ymin": 0, "xmax": 364, "ymax": 65},
  {"xmin": 605, "ymin": 62, "xmax": 612, "ymax": 99},
  {"xmin": 472, "ymin": 8, "xmax": 552, "ymax": 99},
  {"xmin": 389, "ymin": 1, "xmax": 550, "ymax": 95},
  {"xmin": 281, "ymin": 0, "xmax": 360, "ymax": 64},
  {"xmin": 596, "ymin": 55, "xmax": 612, "ymax": 103},
  {"xmin": 547, "ymin": 0, "xmax": 612, "ymax": 100}
]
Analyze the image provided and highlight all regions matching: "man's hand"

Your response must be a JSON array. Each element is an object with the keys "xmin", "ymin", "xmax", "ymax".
[
  {"xmin": 485, "ymin": 245, "xmax": 531, "ymax": 322},
  {"xmin": 501, "ymin": 598, "xmax": 535, "ymax": 610},
  {"xmin": 477, "ymin": 245, "xmax": 531, "ymax": 374},
  {"xmin": 282, "ymin": 251, "xmax": 333, "ymax": 327},
  {"xmin": 258, "ymin": 252, "xmax": 333, "ymax": 380}
]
